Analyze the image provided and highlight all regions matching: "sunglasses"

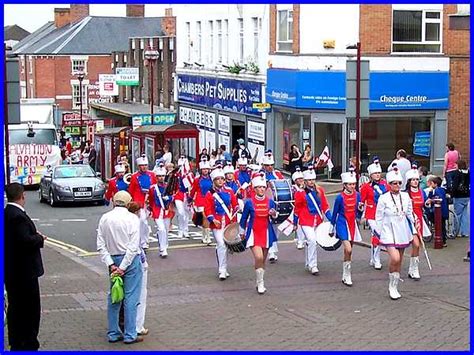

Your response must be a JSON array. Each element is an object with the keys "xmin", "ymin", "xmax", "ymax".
[{"xmin": 390, "ymin": 181, "xmax": 402, "ymax": 186}]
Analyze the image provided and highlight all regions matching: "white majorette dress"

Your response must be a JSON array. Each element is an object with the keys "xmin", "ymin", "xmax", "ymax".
[{"xmin": 375, "ymin": 170, "xmax": 416, "ymax": 248}]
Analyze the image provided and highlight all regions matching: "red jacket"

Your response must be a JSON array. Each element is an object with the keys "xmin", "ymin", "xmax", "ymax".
[
  {"xmin": 148, "ymin": 183, "xmax": 175, "ymax": 219},
  {"xmin": 294, "ymin": 186, "xmax": 330, "ymax": 227},
  {"xmin": 204, "ymin": 186, "xmax": 238, "ymax": 230},
  {"xmin": 105, "ymin": 176, "xmax": 128, "ymax": 202},
  {"xmin": 128, "ymin": 171, "xmax": 157, "ymax": 208},
  {"xmin": 359, "ymin": 180, "xmax": 389, "ymax": 220},
  {"xmin": 190, "ymin": 175, "xmax": 213, "ymax": 208}
]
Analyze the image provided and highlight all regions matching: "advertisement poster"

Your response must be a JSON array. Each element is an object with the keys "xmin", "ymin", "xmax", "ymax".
[
  {"xmin": 116, "ymin": 67, "xmax": 139, "ymax": 86},
  {"xmin": 99, "ymin": 74, "xmax": 118, "ymax": 96},
  {"xmin": 413, "ymin": 131, "xmax": 431, "ymax": 157}
]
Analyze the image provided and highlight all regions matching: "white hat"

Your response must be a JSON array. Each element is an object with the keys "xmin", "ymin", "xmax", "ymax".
[
  {"xmin": 405, "ymin": 163, "xmax": 420, "ymax": 182},
  {"xmin": 115, "ymin": 164, "xmax": 125, "ymax": 174},
  {"xmin": 153, "ymin": 163, "xmax": 167, "ymax": 176},
  {"xmin": 341, "ymin": 171, "xmax": 357, "ymax": 184},
  {"xmin": 113, "ymin": 190, "xmax": 132, "ymax": 206},
  {"xmin": 292, "ymin": 169, "xmax": 304, "ymax": 182},
  {"xmin": 223, "ymin": 164, "xmax": 234, "ymax": 175},
  {"xmin": 367, "ymin": 157, "xmax": 382, "ymax": 176},
  {"xmin": 386, "ymin": 164, "xmax": 403, "ymax": 183},
  {"xmin": 303, "ymin": 166, "xmax": 316, "ymax": 180},
  {"xmin": 177, "ymin": 155, "xmax": 188, "ymax": 167},
  {"xmin": 262, "ymin": 153, "xmax": 275, "ymax": 165},
  {"xmin": 237, "ymin": 157, "xmax": 248, "ymax": 166},
  {"xmin": 252, "ymin": 174, "xmax": 267, "ymax": 188},
  {"xmin": 210, "ymin": 168, "xmax": 225, "ymax": 181},
  {"xmin": 199, "ymin": 160, "xmax": 211, "ymax": 170},
  {"xmin": 136, "ymin": 154, "xmax": 148, "ymax": 166},
  {"xmin": 237, "ymin": 138, "xmax": 245, "ymax": 145}
]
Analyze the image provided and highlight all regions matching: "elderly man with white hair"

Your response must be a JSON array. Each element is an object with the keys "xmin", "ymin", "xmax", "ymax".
[{"xmin": 96, "ymin": 190, "xmax": 143, "ymax": 344}]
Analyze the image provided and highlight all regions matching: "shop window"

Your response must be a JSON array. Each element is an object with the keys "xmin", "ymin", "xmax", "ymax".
[
  {"xmin": 274, "ymin": 110, "xmax": 308, "ymax": 170},
  {"xmin": 277, "ymin": 9, "xmax": 293, "ymax": 52},
  {"xmin": 392, "ymin": 10, "xmax": 442, "ymax": 53}
]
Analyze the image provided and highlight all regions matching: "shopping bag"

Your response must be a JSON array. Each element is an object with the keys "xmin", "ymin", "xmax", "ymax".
[{"xmin": 110, "ymin": 275, "xmax": 124, "ymax": 304}]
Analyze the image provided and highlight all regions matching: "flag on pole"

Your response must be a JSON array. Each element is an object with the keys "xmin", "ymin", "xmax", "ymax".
[{"xmin": 315, "ymin": 146, "xmax": 334, "ymax": 171}]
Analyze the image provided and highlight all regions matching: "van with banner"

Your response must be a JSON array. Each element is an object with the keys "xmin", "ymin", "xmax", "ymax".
[{"xmin": 7, "ymin": 99, "xmax": 62, "ymax": 186}]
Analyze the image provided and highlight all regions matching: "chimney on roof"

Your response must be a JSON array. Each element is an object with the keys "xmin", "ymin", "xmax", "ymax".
[
  {"xmin": 70, "ymin": 4, "xmax": 90, "ymax": 24},
  {"xmin": 126, "ymin": 4, "xmax": 145, "ymax": 17},
  {"xmin": 55, "ymin": 8, "xmax": 71, "ymax": 28},
  {"xmin": 161, "ymin": 8, "xmax": 176, "ymax": 36},
  {"xmin": 165, "ymin": 8, "xmax": 173, "ymax": 16}
]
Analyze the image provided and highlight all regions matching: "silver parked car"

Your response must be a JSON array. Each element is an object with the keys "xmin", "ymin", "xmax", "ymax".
[{"xmin": 39, "ymin": 165, "xmax": 105, "ymax": 207}]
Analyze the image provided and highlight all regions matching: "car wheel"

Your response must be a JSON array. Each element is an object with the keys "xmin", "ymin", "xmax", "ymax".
[
  {"xmin": 49, "ymin": 190, "xmax": 57, "ymax": 207},
  {"xmin": 39, "ymin": 187, "xmax": 46, "ymax": 203}
]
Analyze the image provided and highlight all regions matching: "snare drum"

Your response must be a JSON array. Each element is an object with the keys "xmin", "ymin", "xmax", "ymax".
[
  {"xmin": 223, "ymin": 222, "xmax": 247, "ymax": 253},
  {"xmin": 315, "ymin": 222, "xmax": 342, "ymax": 251},
  {"xmin": 267, "ymin": 179, "xmax": 294, "ymax": 224}
]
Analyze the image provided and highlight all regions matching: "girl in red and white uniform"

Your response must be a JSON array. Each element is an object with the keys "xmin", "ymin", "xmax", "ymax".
[
  {"xmin": 190, "ymin": 159, "xmax": 213, "ymax": 244},
  {"xmin": 291, "ymin": 167, "xmax": 305, "ymax": 250},
  {"xmin": 203, "ymin": 168, "xmax": 239, "ymax": 280},
  {"xmin": 149, "ymin": 163, "xmax": 174, "ymax": 258},
  {"xmin": 239, "ymin": 173, "xmax": 279, "ymax": 294},
  {"xmin": 174, "ymin": 156, "xmax": 194, "ymax": 239},
  {"xmin": 360, "ymin": 157, "xmax": 389, "ymax": 270},
  {"xmin": 105, "ymin": 164, "xmax": 129, "ymax": 205},
  {"xmin": 405, "ymin": 164, "xmax": 429, "ymax": 280},
  {"xmin": 128, "ymin": 154, "xmax": 157, "ymax": 250},
  {"xmin": 294, "ymin": 166, "xmax": 332, "ymax": 275},
  {"xmin": 330, "ymin": 169, "xmax": 364, "ymax": 286}
]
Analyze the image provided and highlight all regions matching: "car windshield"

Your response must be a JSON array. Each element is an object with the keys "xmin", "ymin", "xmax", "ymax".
[
  {"xmin": 54, "ymin": 166, "xmax": 96, "ymax": 179},
  {"xmin": 9, "ymin": 128, "xmax": 57, "ymax": 145}
]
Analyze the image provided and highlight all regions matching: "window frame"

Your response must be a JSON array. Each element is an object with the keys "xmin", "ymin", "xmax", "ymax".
[
  {"xmin": 391, "ymin": 9, "xmax": 443, "ymax": 54},
  {"xmin": 196, "ymin": 21, "xmax": 202, "ymax": 62},
  {"xmin": 217, "ymin": 20, "xmax": 223, "ymax": 63},
  {"xmin": 209, "ymin": 20, "xmax": 214, "ymax": 64},
  {"xmin": 252, "ymin": 17, "xmax": 261, "ymax": 62},
  {"xmin": 71, "ymin": 59, "xmax": 88, "ymax": 75},
  {"xmin": 277, "ymin": 9, "xmax": 293, "ymax": 53},
  {"xmin": 71, "ymin": 83, "xmax": 88, "ymax": 110},
  {"xmin": 224, "ymin": 19, "xmax": 229, "ymax": 64},
  {"xmin": 238, "ymin": 18, "xmax": 244, "ymax": 63},
  {"xmin": 185, "ymin": 21, "xmax": 191, "ymax": 62}
]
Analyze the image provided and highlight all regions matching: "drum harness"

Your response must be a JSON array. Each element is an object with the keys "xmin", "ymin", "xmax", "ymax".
[{"xmin": 212, "ymin": 191, "xmax": 234, "ymax": 222}]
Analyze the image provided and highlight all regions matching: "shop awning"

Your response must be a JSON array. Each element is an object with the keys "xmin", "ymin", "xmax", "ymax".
[
  {"xmin": 132, "ymin": 123, "xmax": 199, "ymax": 139},
  {"xmin": 90, "ymin": 102, "xmax": 174, "ymax": 118},
  {"xmin": 95, "ymin": 126, "xmax": 130, "ymax": 136}
]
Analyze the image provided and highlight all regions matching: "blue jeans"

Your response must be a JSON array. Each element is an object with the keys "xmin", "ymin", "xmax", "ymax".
[
  {"xmin": 107, "ymin": 255, "xmax": 143, "ymax": 343},
  {"xmin": 454, "ymin": 197, "xmax": 470, "ymax": 236},
  {"xmin": 445, "ymin": 170, "xmax": 457, "ymax": 194}
]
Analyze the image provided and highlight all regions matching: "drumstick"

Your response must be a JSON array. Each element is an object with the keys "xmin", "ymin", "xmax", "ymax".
[{"xmin": 352, "ymin": 240, "xmax": 388, "ymax": 253}]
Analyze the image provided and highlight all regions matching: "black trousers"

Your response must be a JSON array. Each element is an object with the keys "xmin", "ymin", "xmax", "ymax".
[{"xmin": 6, "ymin": 277, "xmax": 41, "ymax": 351}]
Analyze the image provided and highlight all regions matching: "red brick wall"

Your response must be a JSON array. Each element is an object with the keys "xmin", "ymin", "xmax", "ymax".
[
  {"xmin": 161, "ymin": 16, "xmax": 176, "ymax": 36},
  {"xmin": 359, "ymin": 5, "xmax": 392, "ymax": 55},
  {"xmin": 292, "ymin": 5, "xmax": 300, "ymax": 54},
  {"xmin": 126, "ymin": 5, "xmax": 144, "ymax": 17},
  {"xmin": 269, "ymin": 5, "xmax": 276, "ymax": 54},
  {"xmin": 54, "ymin": 8, "xmax": 71, "ymax": 28},
  {"xmin": 34, "ymin": 57, "xmax": 56, "ymax": 98},
  {"xmin": 70, "ymin": 4, "xmax": 89, "ymax": 24},
  {"xmin": 444, "ymin": 4, "xmax": 470, "ymax": 162}
]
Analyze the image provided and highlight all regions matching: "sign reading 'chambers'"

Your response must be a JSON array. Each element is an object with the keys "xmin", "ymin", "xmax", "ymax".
[{"xmin": 176, "ymin": 74, "xmax": 262, "ymax": 116}]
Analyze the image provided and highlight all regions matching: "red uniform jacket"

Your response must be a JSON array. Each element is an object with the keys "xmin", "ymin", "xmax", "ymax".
[
  {"xmin": 148, "ymin": 183, "xmax": 175, "ymax": 219},
  {"xmin": 360, "ymin": 180, "xmax": 389, "ymax": 220},
  {"xmin": 190, "ymin": 175, "xmax": 213, "ymax": 208},
  {"xmin": 294, "ymin": 186, "xmax": 330, "ymax": 227},
  {"xmin": 204, "ymin": 186, "xmax": 238, "ymax": 230},
  {"xmin": 128, "ymin": 171, "xmax": 157, "ymax": 208}
]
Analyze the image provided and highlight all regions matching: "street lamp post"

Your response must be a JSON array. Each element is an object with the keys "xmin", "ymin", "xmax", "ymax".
[
  {"xmin": 75, "ymin": 66, "xmax": 85, "ymax": 144},
  {"xmin": 144, "ymin": 45, "xmax": 159, "ymax": 122}
]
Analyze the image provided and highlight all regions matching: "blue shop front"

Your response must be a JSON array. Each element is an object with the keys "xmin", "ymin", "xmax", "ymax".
[
  {"xmin": 266, "ymin": 68, "xmax": 450, "ymax": 177},
  {"xmin": 176, "ymin": 72, "xmax": 267, "ymax": 163}
]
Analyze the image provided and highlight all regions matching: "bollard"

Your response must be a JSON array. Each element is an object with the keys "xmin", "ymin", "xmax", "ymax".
[{"xmin": 433, "ymin": 198, "xmax": 443, "ymax": 249}]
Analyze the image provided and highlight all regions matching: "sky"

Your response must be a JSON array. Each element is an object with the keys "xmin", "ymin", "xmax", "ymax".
[{"xmin": 4, "ymin": 4, "xmax": 172, "ymax": 33}]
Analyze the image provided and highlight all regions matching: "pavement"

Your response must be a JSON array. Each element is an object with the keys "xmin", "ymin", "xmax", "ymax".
[{"xmin": 4, "ymin": 224, "xmax": 470, "ymax": 350}]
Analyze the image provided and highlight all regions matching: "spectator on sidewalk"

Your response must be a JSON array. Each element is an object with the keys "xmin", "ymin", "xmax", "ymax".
[
  {"xmin": 301, "ymin": 144, "xmax": 313, "ymax": 171},
  {"xmin": 451, "ymin": 160, "xmax": 470, "ymax": 238},
  {"xmin": 96, "ymin": 191, "xmax": 144, "ymax": 344},
  {"xmin": 425, "ymin": 176, "xmax": 449, "ymax": 247},
  {"xmin": 88, "ymin": 144, "xmax": 97, "ymax": 171},
  {"xmin": 388, "ymin": 149, "xmax": 412, "ymax": 187},
  {"xmin": 288, "ymin": 144, "xmax": 303, "ymax": 174},
  {"xmin": 5, "ymin": 183, "xmax": 47, "ymax": 351},
  {"xmin": 443, "ymin": 143, "xmax": 460, "ymax": 194},
  {"xmin": 418, "ymin": 166, "xmax": 429, "ymax": 190}
]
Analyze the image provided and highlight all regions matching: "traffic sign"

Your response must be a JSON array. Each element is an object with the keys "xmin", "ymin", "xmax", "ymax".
[
  {"xmin": 252, "ymin": 102, "xmax": 271, "ymax": 113},
  {"xmin": 144, "ymin": 47, "xmax": 159, "ymax": 60}
]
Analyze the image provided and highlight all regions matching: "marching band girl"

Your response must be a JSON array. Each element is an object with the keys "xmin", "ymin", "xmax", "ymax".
[
  {"xmin": 239, "ymin": 173, "xmax": 279, "ymax": 294},
  {"xmin": 294, "ymin": 166, "xmax": 332, "ymax": 275},
  {"xmin": 261, "ymin": 151, "xmax": 284, "ymax": 263},
  {"xmin": 204, "ymin": 168, "xmax": 239, "ymax": 280},
  {"xmin": 405, "ymin": 164, "xmax": 429, "ymax": 280},
  {"xmin": 234, "ymin": 157, "xmax": 252, "ymax": 200},
  {"xmin": 104, "ymin": 164, "xmax": 129, "ymax": 205},
  {"xmin": 174, "ymin": 156, "xmax": 194, "ymax": 239},
  {"xmin": 128, "ymin": 154, "xmax": 157, "ymax": 250},
  {"xmin": 360, "ymin": 156, "xmax": 389, "ymax": 270},
  {"xmin": 149, "ymin": 163, "xmax": 174, "ymax": 258},
  {"xmin": 291, "ymin": 167, "xmax": 305, "ymax": 250},
  {"xmin": 330, "ymin": 169, "xmax": 363, "ymax": 286},
  {"xmin": 190, "ymin": 159, "xmax": 213, "ymax": 244},
  {"xmin": 224, "ymin": 162, "xmax": 240, "ymax": 194},
  {"xmin": 375, "ymin": 166, "xmax": 417, "ymax": 300}
]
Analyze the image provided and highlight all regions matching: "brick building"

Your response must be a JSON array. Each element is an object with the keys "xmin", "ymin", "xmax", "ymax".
[
  {"xmin": 265, "ymin": 4, "xmax": 469, "ymax": 176},
  {"xmin": 13, "ymin": 4, "xmax": 174, "ymax": 144}
]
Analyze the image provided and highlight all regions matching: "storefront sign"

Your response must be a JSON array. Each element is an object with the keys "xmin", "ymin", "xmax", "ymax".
[
  {"xmin": 95, "ymin": 120, "xmax": 104, "ymax": 132},
  {"xmin": 132, "ymin": 116, "xmax": 142, "ymax": 130},
  {"xmin": 252, "ymin": 102, "xmax": 272, "ymax": 113},
  {"xmin": 88, "ymin": 81, "xmax": 113, "ymax": 105},
  {"xmin": 413, "ymin": 131, "xmax": 431, "ymax": 157},
  {"xmin": 217, "ymin": 114, "xmax": 230, "ymax": 149},
  {"xmin": 99, "ymin": 74, "xmax": 118, "ymax": 96},
  {"xmin": 266, "ymin": 69, "xmax": 449, "ymax": 110},
  {"xmin": 247, "ymin": 120, "xmax": 265, "ymax": 163},
  {"xmin": 132, "ymin": 113, "xmax": 175, "ymax": 126},
  {"xmin": 116, "ymin": 68, "xmax": 139, "ymax": 86},
  {"xmin": 177, "ymin": 74, "xmax": 262, "ymax": 116},
  {"xmin": 179, "ymin": 106, "xmax": 216, "ymax": 129}
]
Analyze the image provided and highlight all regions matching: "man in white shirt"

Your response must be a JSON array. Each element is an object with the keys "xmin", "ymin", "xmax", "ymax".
[
  {"xmin": 96, "ymin": 190, "xmax": 143, "ymax": 345},
  {"xmin": 388, "ymin": 149, "xmax": 412, "ymax": 187}
]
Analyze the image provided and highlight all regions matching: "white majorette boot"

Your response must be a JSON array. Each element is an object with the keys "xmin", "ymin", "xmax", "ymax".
[
  {"xmin": 408, "ymin": 256, "xmax": 421, "ymax": 280},
  {"xmin": 256, "ymin": 268, "xmax": 266, "ymax": 294},
  {"xmin": 388, "ymin": 272, "xmax": 402, "ymax": 300},
  {"xmin": 342, "ymin": 261, "xmax": 353, "ymax": 286},
  {"xmin": 369, "ymin": 245, "xmax": 382, "ymax": 270},
  {"xmin": 202, "ymin": 228, "xmax": 211, "ymax": 244}
]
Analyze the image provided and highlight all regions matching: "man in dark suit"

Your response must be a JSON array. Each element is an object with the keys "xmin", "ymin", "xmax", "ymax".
[{"xmin": 4, "ymin": 183, "xmax": 46, "ymax": 351}]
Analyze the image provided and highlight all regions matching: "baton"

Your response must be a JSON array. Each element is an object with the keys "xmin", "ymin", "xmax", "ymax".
[{"xmin": 419, "ymin": 236, "xmax": 433, "ymax": 270}]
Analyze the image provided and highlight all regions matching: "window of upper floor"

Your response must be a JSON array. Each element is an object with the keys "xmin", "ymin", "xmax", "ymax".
[
  {"xmin": 277, "ymin": 9, "xmax": 293, "ymax": 52},
  {"xmin": 71, "ymin": 58, "xmax": 88, "ymax": 75},
  {"xmin": 392, "ymin": 9, "xmax": 442, "ymax": 53}
]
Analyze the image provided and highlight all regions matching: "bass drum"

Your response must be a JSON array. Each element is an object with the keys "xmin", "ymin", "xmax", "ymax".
[
  {"xmin": 267, "ymin": 179, "xmax": 294, "ymax": 224},
  {"xmin": 315, "ymin": 222, "xmax": 342, "ymax": 251}
]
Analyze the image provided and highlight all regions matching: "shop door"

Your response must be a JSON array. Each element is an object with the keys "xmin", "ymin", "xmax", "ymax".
[
  {"xmin": 131, "ymin": 137, "xmax": 141, "ymax": 173},
  {"xmin": 313, "ymin": 122, "xmax": 344, "ymax": 179},
  {"xmin": 104, "ymin": 137, "xmax": 112, "ymax": 180}
]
